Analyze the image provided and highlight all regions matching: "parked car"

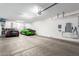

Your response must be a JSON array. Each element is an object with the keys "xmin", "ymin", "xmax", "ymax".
[
  {"xmin": 20, "ymin": 28, "xmax": 36, "ymax": 36},
  {"xmin": 4, "ymin": 28, "xmax": 19, "ymax": 37}
]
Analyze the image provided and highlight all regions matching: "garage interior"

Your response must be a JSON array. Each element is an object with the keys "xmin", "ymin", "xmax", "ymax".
[{"xmin": 0, "ymin": 3, "xmax": 79, "ymax": 56}]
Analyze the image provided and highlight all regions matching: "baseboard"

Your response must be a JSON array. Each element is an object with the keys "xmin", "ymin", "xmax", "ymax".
[{"xmin": 36, "ymin": 35, "xmax": 79, "ymax": 45}]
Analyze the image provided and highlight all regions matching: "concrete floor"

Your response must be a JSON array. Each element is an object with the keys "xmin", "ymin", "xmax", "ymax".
[{"xmin": 0, "ymin": 35, "xmax": 79, "ymax": 56}]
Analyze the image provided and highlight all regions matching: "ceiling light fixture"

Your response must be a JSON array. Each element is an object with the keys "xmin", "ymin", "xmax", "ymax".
[{"xmin": 32, "ymin": 6, "xmax": 41, "ymax": 14}]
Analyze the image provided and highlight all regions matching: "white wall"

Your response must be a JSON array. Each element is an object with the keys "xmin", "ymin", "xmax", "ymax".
[
  {"xmin": 32, "ymin": 14, "xmax": 79, "ymax": 42},
  {"xmin": 5, "ymin": 21, "xmax": 32, "ymax": 31}
]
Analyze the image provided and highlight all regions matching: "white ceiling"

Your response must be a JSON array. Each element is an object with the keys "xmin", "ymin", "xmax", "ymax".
[{"xmin": 0, "ymin": 3, "xmax": 79, "ymax": 22}]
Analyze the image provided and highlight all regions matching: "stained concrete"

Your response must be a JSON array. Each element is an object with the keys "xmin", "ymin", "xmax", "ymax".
[{"xmin": 0, "ymin": 35, "xmax": 79, "ymax": 56}]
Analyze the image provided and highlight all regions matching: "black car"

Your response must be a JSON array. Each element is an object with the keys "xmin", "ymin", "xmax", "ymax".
[{"xmin": 4, "ymin": 28, "xmax": 19, "ymax": 37}]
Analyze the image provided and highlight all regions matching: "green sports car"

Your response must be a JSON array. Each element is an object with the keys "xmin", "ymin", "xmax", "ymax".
[{"xmin": 20, "ymin": 28, "xmax": 36, "ymax": 36}]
